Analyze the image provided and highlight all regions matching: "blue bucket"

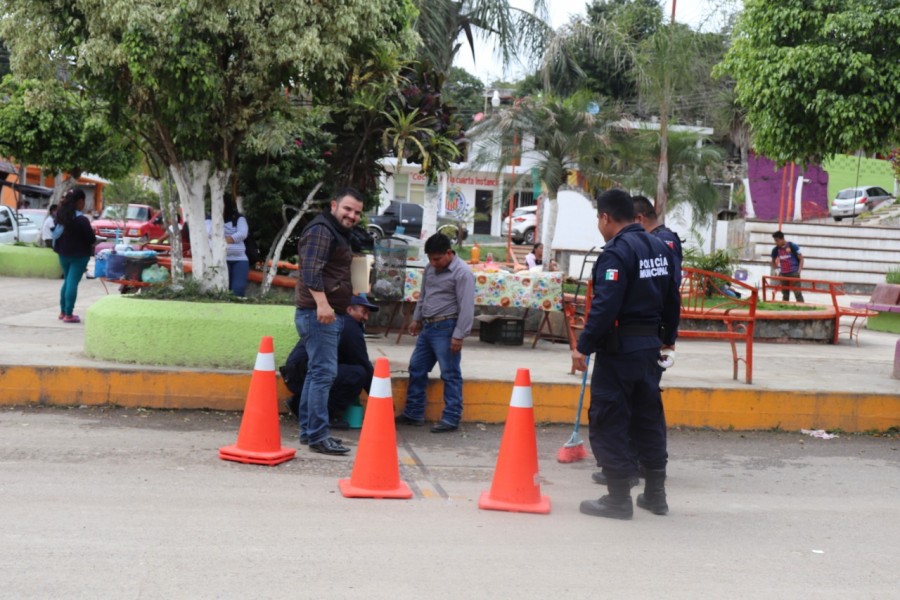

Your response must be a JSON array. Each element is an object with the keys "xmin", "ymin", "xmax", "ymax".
[
  {"xmin": 344, "ymin": 403, "xmax": 364, "ymax": 429},
  {"xmin": 94, "ymin": 257, "xmax": 107, "ymax": 278}
]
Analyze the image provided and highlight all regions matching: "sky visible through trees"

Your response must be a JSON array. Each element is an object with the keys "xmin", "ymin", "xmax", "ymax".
[{"xmin": 454, "ymin": 0, "xmax": 740, "ymax": 82}]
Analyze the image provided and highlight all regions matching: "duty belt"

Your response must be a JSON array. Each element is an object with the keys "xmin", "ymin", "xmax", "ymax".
[
  {"xmin": 617, "ymin": 324, "xmax": 660, "ymax": 337},
  {"xmin": 423, "ymin": 314, "xmax": 458, "ymax": 324}
]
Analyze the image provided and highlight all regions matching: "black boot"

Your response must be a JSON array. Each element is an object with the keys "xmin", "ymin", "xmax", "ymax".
[
  {"xmin": 580, "ymin": 477, "xmax": 633, "ymax": 520},
  {"xmin": 636, "ymin": 468, "xmax": 668, "ymax": 515},
  {"xmin": 591, "ymin": 471, "xmax": 640, "ymax": 488}
]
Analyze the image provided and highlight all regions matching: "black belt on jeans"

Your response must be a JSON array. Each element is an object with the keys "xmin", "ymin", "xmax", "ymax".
[
  {"xmin": 618, "ymin": 324, "xmax": 660, "ymax": 337},
  {"xmin": 423, "ymin": 314, "xmax": 458, "ymax": 324}
]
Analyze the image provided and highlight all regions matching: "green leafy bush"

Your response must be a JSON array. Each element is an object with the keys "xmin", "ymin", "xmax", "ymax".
[
  {"xmin": 682, "ymin": 247, "xmax": 738, "ymax": 278},
  {"xmin": 886, "ymin": 266, "xmax": 900, "ymax": 284}
]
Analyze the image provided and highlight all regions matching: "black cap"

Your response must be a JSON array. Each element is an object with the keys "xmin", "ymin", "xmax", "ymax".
[{"xmin": 350, "ymin": 295, "xmax": 379, "ymax": 312}]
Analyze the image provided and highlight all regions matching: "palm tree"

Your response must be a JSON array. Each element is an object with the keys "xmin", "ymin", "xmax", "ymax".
[
  {"xmin": 541, "ymin": 13, "xmax": 710, "ymax": 223},
  {"xmin": 619, "ymin": 127, "xmax": 725, "ymax": 243},
  {"xmin": 414, "ymin": 0, "xmax": 551, "ymax": 76},
  {"xmin": 469, "ymin": 92, "xmax": 623, "ymax": 266}
]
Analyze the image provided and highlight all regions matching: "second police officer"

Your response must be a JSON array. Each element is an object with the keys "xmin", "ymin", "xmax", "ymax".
[{"xmin": 571, "ymin": 189, "xmax": 681, "ymax": 520}]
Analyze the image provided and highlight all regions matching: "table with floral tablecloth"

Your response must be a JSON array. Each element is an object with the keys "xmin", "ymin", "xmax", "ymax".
[{"xmin": 402, "ymin": 268, "xmax": 563, "ymax": 311}]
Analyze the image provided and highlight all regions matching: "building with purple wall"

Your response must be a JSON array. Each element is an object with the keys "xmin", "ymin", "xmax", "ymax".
[{"xmin": 747, "ymin": 153, "xmax": 829, "ymax": 221}]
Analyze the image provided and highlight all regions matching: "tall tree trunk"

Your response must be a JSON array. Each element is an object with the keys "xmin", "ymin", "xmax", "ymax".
[
  {"xmin": 260, "ymin": 182, "xmax": 322, "ymax": 296},
  {"xmin": 161, "ymin": 171, "xmax": 184, "ymax": 288},
  {"xmin": 168, "ymin": 160, "xmax": 228, "ymax": 292},
  {"xmin": 656, "ymin": 2, "xmax": 677, "ymax": 224},
  {"xmin": 48, "ymin": 170, "xmax": 76, "ymax": 211},
  {"xmin": 421, "ymin": 175, "xmax": 442, "ymax": 240},
  {"xmin": 541, "ymin": 192, "xmax": 559, "ymax": 272},
  {"xmin": 656, "ymin": 113, "xmax": 670, "ymax": 223}
]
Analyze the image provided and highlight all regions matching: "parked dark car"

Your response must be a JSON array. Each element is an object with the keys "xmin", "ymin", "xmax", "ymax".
[{"xmin": 367, "ymin": 201, "xmax": 468, "ymax": 244}]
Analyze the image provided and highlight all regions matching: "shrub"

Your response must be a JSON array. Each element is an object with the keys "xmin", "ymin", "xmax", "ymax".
[
  {"xmin": 682, "ymin": 247, "xmax": 738, "ymax": 278},
  {"xmin": 886, "ymin": 266, "xmax": 900, "ymax": 284}
]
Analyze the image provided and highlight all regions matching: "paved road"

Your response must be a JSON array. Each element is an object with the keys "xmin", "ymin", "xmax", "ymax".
[{"xmin": 2, "ymin": 406, "xmax": 898, "ymax": 599}]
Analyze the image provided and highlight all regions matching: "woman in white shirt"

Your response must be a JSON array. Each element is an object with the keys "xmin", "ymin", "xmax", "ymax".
[
  {"xmin": 205, "ymin": 197, "xmax": 250, "ymax": 296},
  {"xmin": 41, "ymin": 205, "xmax": 58, "ymax": 248}
]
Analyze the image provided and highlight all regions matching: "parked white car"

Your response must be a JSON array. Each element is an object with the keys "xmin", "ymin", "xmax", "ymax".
[
  {"xmin": 0, "ymin": 205, "xmax": 41, "ymax": 244},
  {"xmin": 831, "ymin": 186, "xmax": 894, "ymax": 221},
  {"xmin": 500, "ymin": 205, "xmax": 537, "ymax": 245}
]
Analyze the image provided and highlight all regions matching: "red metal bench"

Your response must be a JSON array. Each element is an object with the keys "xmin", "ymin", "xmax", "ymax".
[{"xmin": 680, "ymin": 267, "xmax": 758, "ymax": 384}]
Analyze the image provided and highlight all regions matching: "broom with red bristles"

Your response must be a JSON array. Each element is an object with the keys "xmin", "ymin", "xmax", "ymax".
[{"xmin": 557, "ymin": 355, "xmax": 590, "ymax": 463}]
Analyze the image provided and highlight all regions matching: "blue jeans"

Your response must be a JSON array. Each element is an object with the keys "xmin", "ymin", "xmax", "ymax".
[
  {"xmin": 58, "ymin": 255, "xmax": 90, "ymax": 316},
  {"xmin": 295, "ymin": 307, "xmax": 343, "ymax": 444},
  {"xmin": 403, "ymin": 319, "xmax": 463, "ymax": 426},
  {"xmin": 227, "ymin": 259, "xmax": 249, "ymax": 297}
]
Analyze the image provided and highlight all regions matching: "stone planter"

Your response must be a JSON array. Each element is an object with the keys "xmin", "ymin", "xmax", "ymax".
[
  {"xmin": 0, "ymin": 244, "xmax": 63, "ymax": 278},
  {"xmin": 681, "ymin": 305, "xmax": 837, "ymax": 343},
  {"xmin": 84, "ymin": 295, "xmax": 297, "ymax": 368}
]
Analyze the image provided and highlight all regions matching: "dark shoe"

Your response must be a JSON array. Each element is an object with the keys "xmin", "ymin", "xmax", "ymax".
[
  {"xmin": 309, "ymin": 437, "xmax": 350, "ymax": 455},
  {"xmin": 430, "ymin": 421, "xmax": 458, "ymax": 433},
  {"xmin": 395, "ymin": 414, "xmax": 425, "ymax": 426},
  {"xmin": 300, "ymin": 436, "xmax": 341, "ymax": 446},
  {"xmin": 329, "ymin": 418, "xmax": 351, "ymax": 431},
  {"xmin": 592, "ymin": 471, "xmax": 640, "ymax": 488},
  {"xmin": 636, "ymin": 468, "xmax": 668, "ymax": 515},
  {"xmin": 580, "ymin": 477, "xmax": 634, "ymax": 520}
]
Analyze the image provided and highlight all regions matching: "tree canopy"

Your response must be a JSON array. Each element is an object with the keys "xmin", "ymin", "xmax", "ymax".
[
  {"xmin": 443, "ymin": 66, "xmax": 486, "ymax": 129},
  {"xmin": 717, "ymin": 0, "xmax": 900, "ymax": 163},
  {"xmin": 0, "ymin": 77, "xmax": 135, "ymax": 182},
  {"xmin": 414, "ymin": 0, "xmax": 550, "ymax": 75},
  {"xmin": 0, "ymin": 0, "xmax": 417, "ymax": 290}
]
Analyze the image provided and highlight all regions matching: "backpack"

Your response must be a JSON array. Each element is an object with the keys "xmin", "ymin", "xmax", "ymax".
[{"xmin": 244, "ymin": 235, "xmax": 261, "ymax": 265}]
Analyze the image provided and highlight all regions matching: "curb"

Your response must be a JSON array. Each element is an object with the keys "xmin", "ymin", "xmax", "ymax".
[{"xmin": 2, "ymin": 364, "xmax": 897, "ymax": 433}]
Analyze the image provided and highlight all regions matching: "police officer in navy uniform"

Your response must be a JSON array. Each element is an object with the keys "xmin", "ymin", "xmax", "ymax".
[
  {"xmin": 633, "ymin": 194, "xmax": 683, "ymax": 287},
  {"xmin": 572, "ymin": 189, "xmax": 680, "ymax": 520}
]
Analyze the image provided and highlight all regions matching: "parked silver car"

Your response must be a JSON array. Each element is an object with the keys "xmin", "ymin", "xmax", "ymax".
[
  {"xmin": 831, "ymin": 186, "xmax": 894, "ymax": 221},
  {"xmin": 500, "ymin": 205, "xmax": 537, "ymax": 245}
]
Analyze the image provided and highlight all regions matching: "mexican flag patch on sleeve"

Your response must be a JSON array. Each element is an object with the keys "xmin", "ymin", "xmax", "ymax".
[{"xmin": 604, "ymin": 269, "xmax": 619, "ymax": 281}]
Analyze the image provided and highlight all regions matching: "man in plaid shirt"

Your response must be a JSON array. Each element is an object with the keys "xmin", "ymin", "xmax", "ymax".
[{"xmin": 294, "ymin": 187, "xmax": 365, "ymax": 455}]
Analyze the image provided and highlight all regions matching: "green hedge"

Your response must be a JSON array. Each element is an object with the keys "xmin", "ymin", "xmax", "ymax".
[
  {"xmin": 0, "ymin": 244, "xmax": 63, "ymax": 278},
  {"xmin": 84, "ymin": 296, "xmax": 298, "ymax": 368}
]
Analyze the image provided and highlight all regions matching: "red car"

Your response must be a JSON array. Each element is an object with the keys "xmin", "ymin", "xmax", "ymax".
[{"xmin": 92, "ymin": 204, "xmax": 182, "ymax": 243}]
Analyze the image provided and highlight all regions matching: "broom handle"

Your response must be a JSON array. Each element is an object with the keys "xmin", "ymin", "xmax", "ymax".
[{"xmin": 572, "ymin": 354, "xmax": 590, "ymax": 434}]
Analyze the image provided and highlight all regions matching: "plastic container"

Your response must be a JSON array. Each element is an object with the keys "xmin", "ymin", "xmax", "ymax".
[
  {"xmin": 94, "ymin": 256, "xmax": 107, "ymax": 278},
  {"xmin": 477, "ymin": 315, "xmax": 525, "ymax": 346},
  {"xmin": 471, "ymin": 243, "xmax": 481, "ymax": 263},
  {"xmin": 105, "ymin": 253, "xmax": 127, "ymax": 280},
  {"xmin": 371, "ymin": 238, "xmax": 409, "ymax": 301},
  {"xmin": 124, "ymin": 256, "xmax": 157, "ymax": 281},
  {"xmin": 344, "ymin": 403, "xmax": 364, "ymax": 429}
]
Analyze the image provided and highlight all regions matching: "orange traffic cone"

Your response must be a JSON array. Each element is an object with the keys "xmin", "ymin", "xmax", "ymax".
[
  {"xmin": 479, "ymin": 368, "xmax": 550, "ymax": 514},
  {"xmin": 219, "ymin": 336, "xmax": 296, "ymax": 466},
  {"xmin": 339, "ymin": 357, "xmax": 412, "ymax": 499}
]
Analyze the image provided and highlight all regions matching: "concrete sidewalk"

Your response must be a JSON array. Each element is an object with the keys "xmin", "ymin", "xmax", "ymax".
[{"xmin": 1, "ymin": 276, "xmax": 898, "ymax": 432}]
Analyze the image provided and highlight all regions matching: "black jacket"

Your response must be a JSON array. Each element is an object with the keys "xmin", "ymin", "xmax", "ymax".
[
  {"xmin": 54, "ymin": 215, "xmax": 96, "ymax": 258},
  {"xmin": 577, "ymin": 223, "xmax": 680, "ymax": 355}
]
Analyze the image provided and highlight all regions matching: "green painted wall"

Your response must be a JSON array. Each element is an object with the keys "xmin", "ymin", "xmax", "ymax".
[
  {"xmin": 84, "ymin": 296, "xmax": 298, "ymax": 368},
  {"xmin": 0, "ymin": 245, "xmax": 63, "ymax": 278},
  {"xmin": 822, "ymin": 155, "xmax": 896, "ymax": 204}
]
